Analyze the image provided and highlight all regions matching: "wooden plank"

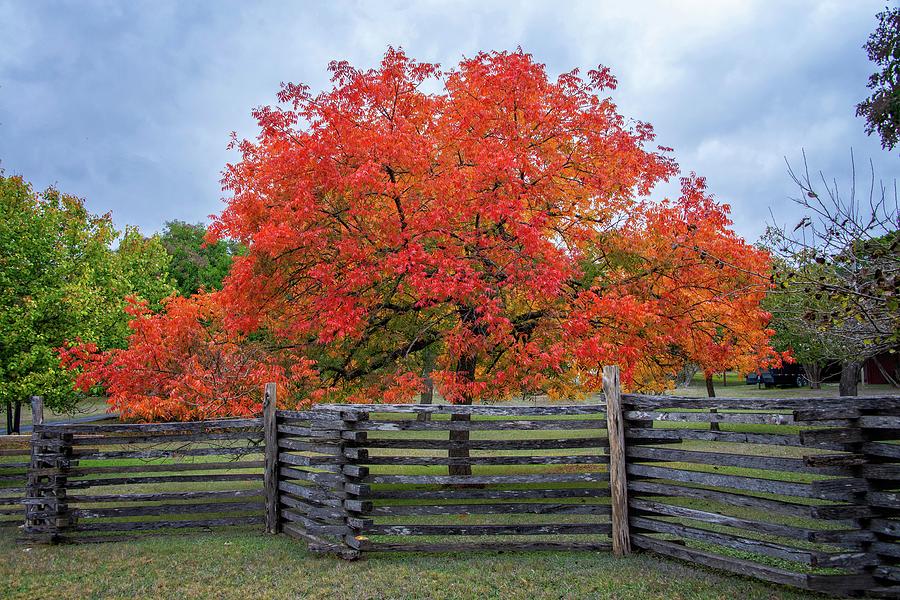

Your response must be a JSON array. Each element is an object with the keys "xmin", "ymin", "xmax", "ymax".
[
  {"xmin": 275, "ymin": 410, "xmax": 325, "ymax": 421},
  {"xmin": 278, "ymin": 480, "xmax": 344, "ymax": 508},
  {"xmin": 358, "ymin": 540, "xmax": 612, "ymax": 553},
  {"xmin": 74, "ymin": 446, "xmax": 263, "ymax": 461},
  {"xmin": 794, "ymin": 408, "xmax": 862, "ymax": 421},
  {"xmin": 72, "ymin": 501, "xmax": 264, "ymax": 519},
  {"xmin": 799, "ymin": 428, "xmax": 865, "ymax": 445},
  {"xmin": 863, "ymin": 442, "xmax": 900, "ymax": 460},
  {"xmin": 871, "ymin": 519, "xmax": 900, "ymax": 538},
  {"xmin": 280, "ymin": 495, "xmax": 345, "ymax": 521},
  {"xmin": 632, "ymin": 517, "xmax": 820, "ymax": 565},
  {"xmin": 62, "ymin": 473, "xmax": 261, "ymax": 488},
  {"xmin": 277, "ymin": 439, "xmax": 341, "ymax": 454},
  {"xmin": 628, "ymin": 499, "xmax": 864, "ymax": 545},
  {"xmin": 354, "ymin": 419, "xmax": 605, "ymax": 432},
  {"xmin": 369, "ymin": 503, "xmax": 611, "ymax": 516},
  {"xmin": 627, "ymin": 446, "xmax": 847, "ymax": 476},
  {"xmin": 363, "ymin": 473, "xmax": 606, "ymax": 486},
  {"xmin": 360, "ymin": 437, "xmax": 608, "ymax": 450},
  {"xmin": 627, "ymin": 464, "xmax": 818, "ymax": 498},
  {"xmin": 872, "ymin": 541, "xmax": 900, "ymax": 558},
  {"xmin": 860, "ymin": 416, "xmax": 900, "ymax": 429},
  {"xmin": 278, "ymin": 453, "xmax": 341, "ymax": 469},
  {"xmin": 30, "ymin": 461, "xmax": 264, "ymax": 477},
  {"xmin": 263, "ymin": 382, "xmax": 280, "ymax": 535},
  {"xmin": 869, "ymin": 491, "xmax": 900, "ymax": 508},
  {"xmin": 65, "ymin": 489, "xmax": 263, "ymax": 504},
  {"xmin": 804, "ymin": 453, "xmax": 867, "ymax": 468},
  {"xmin": 357, "ymin": 454, "xmax": 609, "ymax": 467},
  {"xmin": 863, "ymin": 464, "xmax": 900, "ymax": 480},
  {"xmin": 72, "ymin": 515, "xmax": 265, "ymax": 532},
  {"xmin": 281, "ymin": 509, "xmax": 348, "ymax": 536},
  {"xmin": 279, "ymin": 466, "xmax": 343, "ymax": 487},
  {"xmin": 626, "ymin": 428, "xmax": 850, "ymax": 449},
  {"xmin": 625, "ymin": 411, "xmax": 797, "ymax": 425},
  {"xmin": 0, "ymin": 449, "xmax": 32, "ymax": 457},
  {"xmin": 366, "ymin": 523, "xmax": 611, "ymax": 536},
  {"xmin": 631, "ymin": 535, "xmax": 811, "ymax": 589},
  {"xmin": 624, "ymin": 394, "xmax": 900, "ymax": 411},
  {"xmin": 69, "ymin": 431, "xmax": 262, "ymax": 446},
  {"xmin": 627, "ymin": 480, "xmax": 818, "ymax": 519},
  {"xmin": 371, "ymin": 487, "xmax": 607, "ymax": 501},
  {"xmin": 37, "ymin": 418, "xmax": 262, "ymax": 434}
]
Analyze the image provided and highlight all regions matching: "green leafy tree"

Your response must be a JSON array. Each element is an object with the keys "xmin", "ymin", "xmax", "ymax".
[
  {"xmin": 160, "ymin": 220, "xmax": 243, "ymax": 296},
  {"xmin": 762, "ymin": 256, "xmax": 844, "ymax": 389},
  {"xmin": 0, "ymin": 174, "xmax": 174, "ymax": 432},
  {"xmin": 857, "ymin": 6, "xmax": 900, "ymax": 151}
]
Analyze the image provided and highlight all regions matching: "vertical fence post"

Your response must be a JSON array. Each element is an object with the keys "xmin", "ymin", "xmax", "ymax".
[
  {"xmin": 30, "ymin": 395, "xmax": 44, "ymax": 427},
  {"xmin": 603, "ymin": 365, "xmax": 631, "ymax": 556},
  {"xmin": 23, "ymin": 424, "xmax": 72, "ymax": 543},
  {"xmin": 339, "ymin": 409, "xmax": 367, "ymax": 560},
  {"xmin": 263, "ymin": 383, "xmax": 280, "ymax": 534}
]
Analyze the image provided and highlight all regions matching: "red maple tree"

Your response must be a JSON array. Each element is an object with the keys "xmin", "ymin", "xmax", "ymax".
[{"xmin": 64, "ymin": 49, "xmax": 779, "ymax": 425}]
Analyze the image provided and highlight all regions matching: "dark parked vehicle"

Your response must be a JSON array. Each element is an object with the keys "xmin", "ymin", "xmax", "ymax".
[{"xmin": 746, "ymin": 364, "xmax": 807, "ymax": 388}]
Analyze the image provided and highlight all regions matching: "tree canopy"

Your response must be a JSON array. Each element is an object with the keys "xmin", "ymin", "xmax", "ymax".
[
  {"xmin": 160, "ymin": 220, "xmax": 243, "ymax": 296},
  {"xmin": 857, "ymin": 6, "xmax": 900, "ymax": 151},
  {"xmin": 66, "ymin": 49, "xmax": 781, "ymax": 421},
  {"xmin": 0, "ymin": 173, "xmax": 173, "ymax": 425}
]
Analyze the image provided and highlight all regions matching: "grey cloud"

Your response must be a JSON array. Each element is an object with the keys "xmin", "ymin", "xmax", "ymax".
[{"xmin": 0, "ymin": 0, "xmax": 895, "ymax": 242}]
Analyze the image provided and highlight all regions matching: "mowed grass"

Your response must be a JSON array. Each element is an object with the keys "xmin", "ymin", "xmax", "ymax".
[{"xmin": 0, "ymin": 531, "xmax": 826, "ymax": 600}]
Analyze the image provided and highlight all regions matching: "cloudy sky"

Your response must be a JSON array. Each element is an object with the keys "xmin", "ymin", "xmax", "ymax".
[{"xmin": 1, "ymin": 0, "xmax": 896, "ymax": 242}]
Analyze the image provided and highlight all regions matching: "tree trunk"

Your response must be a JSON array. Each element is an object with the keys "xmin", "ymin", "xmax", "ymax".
[
  {"xmin": 802, "ymin": 363, "xmax": 822, "ymax": 390},
  {"xmin": 448, "ymin": 354, "xmax": 476, "ymax": 477},
  {"xmin": 722, "ymin": 371, "xmax": 727, "ymax": 387},
  {"xmin": 417, "ymin": 348, "xmax": 435, "ymax": 422},
  {"xmin": 706, "ymin": 375, "xmax": 719, "ymax": 431},
  {"xmin": 4, "ymin": 403, "xmax": 11, "ymax": 435},
  {"xmin": 12, "ymin": 400, "xmax": 21, "ymax": 434},
  {"xmin": 839, "ymin": 361, "xmax": 861, "ymax": 397}
]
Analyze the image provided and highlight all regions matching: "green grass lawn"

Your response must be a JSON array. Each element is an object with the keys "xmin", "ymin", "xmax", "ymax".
[{"xmin": 0, "ymin": 531, "xmax": 826, "ymax": 599}]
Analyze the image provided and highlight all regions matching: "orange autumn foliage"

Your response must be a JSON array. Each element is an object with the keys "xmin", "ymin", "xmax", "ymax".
[
  {"xmin": 64, "ymin": 49, "xmax": 780, "ymax": 420},
  {"xmin": 60, "ymin": 294, "xmax": 317, "ymax": 421}
]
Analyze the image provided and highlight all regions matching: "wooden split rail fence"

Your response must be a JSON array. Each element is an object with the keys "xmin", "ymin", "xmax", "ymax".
[
  {"xmin": 621, "ymin": 393, "xmax": 900, "ymax": 597},
  {"xmin": 19, "ymin": 396, "xmax": 265, "ymax": 543},
  {"xmin": 7, "ymin": 369, "xmax": 900, "ymax": 597}
]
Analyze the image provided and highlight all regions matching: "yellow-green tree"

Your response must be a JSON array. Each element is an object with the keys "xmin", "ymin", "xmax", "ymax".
[{"xmin": 0, "ymin": 174, "xmax": 173, "ymax": 432}]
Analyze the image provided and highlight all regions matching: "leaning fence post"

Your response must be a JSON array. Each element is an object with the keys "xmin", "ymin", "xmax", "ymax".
[
  {"xmin": 263, "ymin": 383, "xmax": 280, "ymax": 534},
  {"xmin": 603, "ymin": 365, "xmax": 631, "ymax": 556}
]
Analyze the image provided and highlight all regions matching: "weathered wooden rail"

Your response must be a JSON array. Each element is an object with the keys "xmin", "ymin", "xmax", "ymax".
[
  {"xmin": 10, "ymin": 372, "xmax": 900, "ymax": 597},
  {"xmin": 272, "ymin": 402, "xmax": 613, "ymax": 557},
  {"xmin": 20, "ymin": 408, "xmax": 265, "ymax": 543},
  {"xmin": 0, "ymin": 434, "xmax": 30, "ymax": 529},
  {"xmin": 622, "ymin": 393, "xmax": 900, "ymax": 597}
]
